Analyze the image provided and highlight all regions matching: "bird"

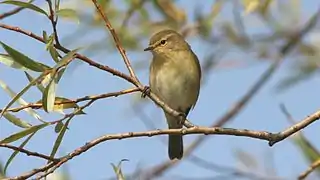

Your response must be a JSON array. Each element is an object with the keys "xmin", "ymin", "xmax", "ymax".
[{"xmin": 144, "ymin": 29, "xmax": 201, "ymax": 160}]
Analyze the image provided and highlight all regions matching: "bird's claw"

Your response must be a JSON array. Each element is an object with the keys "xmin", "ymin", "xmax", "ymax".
[{"xmin": 141, "ymin": 86, "xmax": 151, "ymax": 98}]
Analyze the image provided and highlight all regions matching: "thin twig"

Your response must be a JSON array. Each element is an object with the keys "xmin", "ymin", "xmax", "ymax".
[
  {"xmin": 7, "ymin": 108, "xmax": 320, "ymax": 180},
  {"xmin": 2, "ymin": 88, "xmax": 140, "ymax": 113},
  {"xmin": 299, "ymin": 159, "xmax": 320, "ymax": 180},
  {"xmin": 0, "ymin": 144, "xmax": 59, "ymax": 162},
  {"xmin": 46, "ymin": 0, "xmax": 61, "ymax": 46},
  {"xmin": 91, "ymin": 0, "xmax": 139, "ymax": 81},
  {"xmin": 0, "ymin": 7, "xmax": 24, "ymax": 20}
]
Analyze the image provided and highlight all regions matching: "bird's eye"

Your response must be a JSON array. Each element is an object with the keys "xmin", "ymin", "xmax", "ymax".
[{"xmin": 160, "ymin": 40, "xmax": 167, "ymax": 45}]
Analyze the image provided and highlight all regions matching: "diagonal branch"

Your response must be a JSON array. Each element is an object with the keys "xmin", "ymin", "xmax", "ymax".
[
  {"xmin": 91, "ymin": 0, "xmax": 139, "ymax": 81},
  {"xmin": 0, "ymin": 144, "xmax": 58, "ymax": 162}
]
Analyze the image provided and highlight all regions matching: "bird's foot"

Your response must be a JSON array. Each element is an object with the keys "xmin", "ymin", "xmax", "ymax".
[{"xmin": 141, "ymin": 86, "xmax": 151, "ymax": 98}]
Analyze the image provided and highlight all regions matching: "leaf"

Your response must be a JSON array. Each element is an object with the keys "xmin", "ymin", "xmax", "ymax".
[
  {"xmin": 4, "ymin": 132, "xmax": 36, "ymax": 174},
  {"xmin": 56, "ymin": 8, "xmax": 79, "ymax": 24},
  {"xmin": 0, "ymin": 73, "xmax": 47, "ymax": 119},
  {"xmin": 54, "ymin": 48, "xmax": 79, "ymax": 69},
  {"xmin": 24, "ymin": 72, "xmax": 45, "ymax": 93},
  {"xmin": 0, "ymin": 79, "xmax": 43, "ymax": 122},
  {"xmin": 3, "ymin": 112, "xmax": 31, "ymax": 128},
  {"xmin": 42, "ymin": 71, "xmax": 58, "ymax": 112},
  {"xmin": 49, "ymin": 46, "xmax": 60, "ymax": 63},
  {"xmin": 48, "ymin": 118, "xmax": 71, "ymax": 161},
  {"xmin": 0, "ymin": 123, "xmax": 48, "ymax": 144},
  {"xmin": 111, "ymin": 159, "xmax": 129, "ymax": 180},
  {"xmin": 0, "ymin": 42, "xmax": 50, "ymax": 72},
  {"xmin": 1, "ymin": 0, "xmax": 48, "ymax": 17},
  {"xmin": 0, "ymin": 54, "xmax": 31, "ymax": 71}
]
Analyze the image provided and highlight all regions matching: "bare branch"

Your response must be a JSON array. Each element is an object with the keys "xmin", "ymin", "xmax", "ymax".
[
  {"xmin": 0, "ymin": 144, "xmax": 58, "ymax": 162},
  {"xmin": 91, "ymin": 0, "xmax": 139, "ymax": 81},
  {"xmin": 5, "ymin": 108, "xmax": 320, "ymax": 179}
]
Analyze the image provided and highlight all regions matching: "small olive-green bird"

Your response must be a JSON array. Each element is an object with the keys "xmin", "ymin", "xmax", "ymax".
[{"xmin": 144, "ymin": 29, "xmax": 201, "ymax": 160}]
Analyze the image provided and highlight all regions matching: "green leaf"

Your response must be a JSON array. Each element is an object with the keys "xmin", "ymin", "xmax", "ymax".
[
  {"xmin": 42, "ymin": 72, "xmax": 58, "ymax": 113},
  {"xmin": 4, "ymin": 132, "xmax": 36, "ymax": 174},
  {"xmin": 54, "ymin": 48, "xmax": 79, "ymax": 69},
  {"xmin": 3, "ymin": 112, "xmax": 31, "ymax": 128},
  {"xmin": 0, "ymin": 42, "xmax": 50, "ymax": 72},
  {"xmin": 111, "ymin": 159, "xmax": 128, "ymax": 180},
  {"xmin": 49, "ymin": 46, "xmax": 60, "ymax": 63},
  {"xmin": 0, "ymin": 123, "xmax": 48, "ymax": 144},
  {"xmin": 1, "ymin": 0, "xmax": 48, "ymax": 17},
  {"xmin": 56, "ymin": 8, "xmax": 79, "ymax": 24},
  {"xmin": 0, "ymin": 79, "xmax": 43, "ymax": 122},
  {"xmin": 0, "ymin": 54, "xmax": 31, "ymax": 71},
  {"xmin": 0, "ymin": 73, "xmax": 47, "ymax": 119},
  {"xmin": 24, "ymin": 72, "xmax": 45, "ymax": 93},
  {"xmin": 49, "ymin": 118, "xmax": 71, "ymax": 162}
]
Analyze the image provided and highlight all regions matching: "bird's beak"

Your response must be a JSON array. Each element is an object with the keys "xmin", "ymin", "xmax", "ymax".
[{"xmin": 144, "ymin": 46, "xmax": 153, "ymax": 51}]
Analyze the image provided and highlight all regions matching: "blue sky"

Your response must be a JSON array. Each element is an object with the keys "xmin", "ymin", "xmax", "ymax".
[{"xmin": 1, "ymin": 0, "xmax": 320, "ymax": 179}]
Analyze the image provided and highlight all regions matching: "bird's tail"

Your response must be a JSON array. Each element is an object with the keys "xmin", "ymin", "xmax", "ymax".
[{"xmin": 165, "ymin": 113, "xmax": 183, "ymax": 160}]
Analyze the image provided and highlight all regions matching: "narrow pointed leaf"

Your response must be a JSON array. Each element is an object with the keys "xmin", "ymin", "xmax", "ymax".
[
  {"xmin": 42, "ymin": 72, "xmax": 58, "ymax": 112},
  {"xmin": 0, "ymin": 73, "xmax": 47, "ymax": 119},
  {"xmin": 0, "ymin": 79, "xmax": 43, "ymax": 122},
  {"xmin": 0, "ymin": 123, "xmax": 48, "ymax": 144},
  {"xmin": 4, "ymin": 132, "xmax": 36, "ymax": 174},
  {"xmin": 1, "ymin": 0, "xmax": 48, "ymax": 17},
  {"xmin": 0, "ymin": 54, "xmax": 31, "ymax": 71},
  {"xmin": 0, "ymin": 42, "xmax": 50, "ymax": 72},
  {"xmin": 48, "ymin": 118, "xmax": 71, "ymax": 161},
  {"xmin": 24, "ymin": 72, "xmax": 45, "ymax": 93},
  {"xmin": 3, "ymin": 112, "xmax": 31, "ymax": 128}
]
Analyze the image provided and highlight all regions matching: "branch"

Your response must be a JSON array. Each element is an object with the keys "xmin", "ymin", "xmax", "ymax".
[
  {"xmin": 142, "ymin": 7, "xmax": 320, "ymax": 180},
  {"xmin": 0, "ymin": 23, "xmax": 196, "ymax": 128},
  {"xmin": 46, "ymin": 0, "xmax": 61, "ymax": 46},
  {"xmin": 91, "ymin": 0, "xmax": 139, "ymax": 81},
  {"xmin": 299, "ymin": 159, "xmax": 320, "ymax": 180},
  {"xmin": 6, "ymin": 108, "xmax": 320, "ymax": 180},
  {"xmin": 0, "ymin": 6, "xmax": 25, "ymax": 20},
  {"xmin": 0, "ymin": 144, "xmax": 58, "ymax": 162},
  {"xmin": 2, "ymin": 88, "xmax": 140, "ymax": 113}
]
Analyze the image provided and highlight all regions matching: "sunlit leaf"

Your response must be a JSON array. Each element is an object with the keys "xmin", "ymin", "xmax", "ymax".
[
  {"xmin": 0, "ymin": 79, "xmax": 43, "ymax": 122},
  {"xmin": 4, "ymin": 132, "xmax": 35, "ymax": 174},
  {"xmin": 2, "ymin": 112, "xmax": 31, "ymax": 128},
  {"xmin": 0, "ymin": 73, "xmax": 47, "ymax": 119},
  {"xmin": 42, "ymin": 72, "xmax": 58, "ymax": 113},
  {"xmin": 0, "ymin": 42, "xmax": 50, "ymax": 72},
  {"xmin": 0, "ymin": 123, "xmax": 48, "ymax": 144},
  {"xmin": 0, "ymin": 54, "xmax": 31, "ymax": 71},
  {"xmin": 1, "ymin": 0, "xmax": 48, "ymax": 17}
]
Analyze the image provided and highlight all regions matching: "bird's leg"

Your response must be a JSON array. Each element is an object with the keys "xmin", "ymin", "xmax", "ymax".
[
  {"xmin": 141, "ymin": 86, "xmax": 151, "ymax": 98},
  {"xmin": 177, "ymin": 112, "xmax": 187, "ymax": 126}
]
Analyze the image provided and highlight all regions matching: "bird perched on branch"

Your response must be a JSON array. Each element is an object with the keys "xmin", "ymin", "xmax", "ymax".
[{"xmin": 144, "ymin": 29, "xmax": 201, "ymax": 160}]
